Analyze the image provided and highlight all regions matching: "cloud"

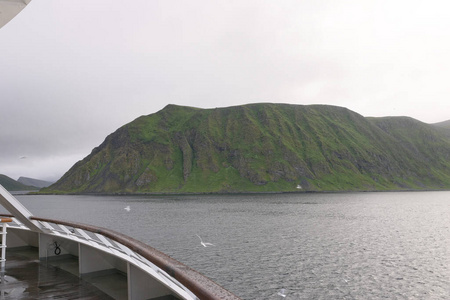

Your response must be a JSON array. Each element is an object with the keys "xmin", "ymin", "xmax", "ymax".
[
  {"xmin": 1, "ymin": 0, "xmax": 450, "ymax": 181},
  {"xmin": 1, "ymin": 153, "xmax": 83, "ymax": 182}
]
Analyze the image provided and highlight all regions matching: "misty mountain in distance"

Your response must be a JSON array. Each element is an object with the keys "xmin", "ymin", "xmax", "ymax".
[
  {"xmin": 17, "ymin": 177, "xmax": 54, "ymax": 188},
  {"xmin": 0, "ymin": 174, "xmax": 39, "ymax": 191},
  {"xmin": 42, "ymin": 103, "xmax": 450, "ymax": 194}
]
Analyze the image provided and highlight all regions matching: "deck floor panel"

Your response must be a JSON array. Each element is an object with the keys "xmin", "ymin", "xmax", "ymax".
[{"xmin": 0, "ymin": 251, "xmax": 114, "ymax": 300}]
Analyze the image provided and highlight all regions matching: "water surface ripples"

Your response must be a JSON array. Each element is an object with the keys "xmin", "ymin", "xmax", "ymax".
[{"xmin": 13, "ymin": 191, "xmax": 450, "ymax": 299}]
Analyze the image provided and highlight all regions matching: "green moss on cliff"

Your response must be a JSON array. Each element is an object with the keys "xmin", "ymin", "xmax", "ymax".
[{"xmin": 42, "ymin": 103, "xmax": 450, "ymax": 194}]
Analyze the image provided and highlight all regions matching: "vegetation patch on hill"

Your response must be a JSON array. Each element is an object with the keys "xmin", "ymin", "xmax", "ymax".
[{"xmin": 42, "ymin": 104, "xmax": 450, "ymax": 194}]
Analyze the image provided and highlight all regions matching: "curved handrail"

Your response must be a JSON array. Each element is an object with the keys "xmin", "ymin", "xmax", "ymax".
[{"xmin": 29, "ymin": 216, "xmax": 241, "ymax": 300}]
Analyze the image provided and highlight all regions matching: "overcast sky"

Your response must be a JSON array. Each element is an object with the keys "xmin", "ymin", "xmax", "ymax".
[{"xmin": 1, "ymin": 0, "xmax": 450, "ymax": 182}]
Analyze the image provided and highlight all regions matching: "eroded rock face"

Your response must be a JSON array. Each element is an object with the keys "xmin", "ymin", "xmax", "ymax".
[{"xmin": 44, "ymin": 104, "xmax": 450, "ymax": 194}]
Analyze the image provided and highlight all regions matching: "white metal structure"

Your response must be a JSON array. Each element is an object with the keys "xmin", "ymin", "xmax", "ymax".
[
  {"xmin": 0, "ymin": 186, "xmax": 195, "ymax": 299},
  {"xmin": 0, "ymin": 186, "xmax": 241, "ymax": 299},
  {"xmin": 0, "ymin": 0, "xmax": 31, "ymax": 29},
  {"xmin": 0, "ymin": 218, "xmax": 11, "ymax": 274}
]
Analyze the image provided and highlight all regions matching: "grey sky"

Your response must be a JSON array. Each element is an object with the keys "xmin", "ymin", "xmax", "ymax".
[{"xmin": 1, "ymin": 0, "xmax": 450, "ymax": 181}]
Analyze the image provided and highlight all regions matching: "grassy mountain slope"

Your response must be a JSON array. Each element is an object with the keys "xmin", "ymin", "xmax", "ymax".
[
  {"xmin": 432, "ymin": 120, "xmax": 450, "ymax": 138},
  {"xmin": 43, "ymin": 104, "xmax": 450, "ymax": 194},
  {"xmin": 0, "ymin": 174, "xmax": 39, "ymax": 191},
  {"xmin": 433, "ymin": 120, "xmax": 450, "ymax": 129}
]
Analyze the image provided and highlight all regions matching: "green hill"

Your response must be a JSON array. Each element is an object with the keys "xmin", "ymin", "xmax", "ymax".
[
  {"xmin": 433, "ymin": 119, "xmax": 450, "ymax": 129},
  {"xmin": 42, "ymin": 103, "xmax": 450, "ymax": 194},
  {"xmin": 0, "ymin": 174, "xmax": 39, "ymax": 191}
]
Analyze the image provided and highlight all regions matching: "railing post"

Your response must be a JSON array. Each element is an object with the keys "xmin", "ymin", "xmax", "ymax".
[
  {"xmin": 0, "ymin": 185, "xmax": 43, "ymax": 232},
  {"xmin": 0, "ymin": 218, "xmax": 12, "ymax": 275}
]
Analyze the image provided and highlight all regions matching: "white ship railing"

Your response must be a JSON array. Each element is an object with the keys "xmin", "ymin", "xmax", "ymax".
[{"xmin": 0, "ymin": 186, "xmax": 241, "ymax": 300}]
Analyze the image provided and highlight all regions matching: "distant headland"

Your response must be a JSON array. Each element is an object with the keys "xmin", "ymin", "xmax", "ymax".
[{"xmin": 40, "ymin": 103, "xmax": 450, "ymax": 194}]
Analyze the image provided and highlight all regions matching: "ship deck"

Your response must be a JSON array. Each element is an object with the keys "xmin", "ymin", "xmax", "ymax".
[{"xmin": 0, "ymin": 247, "xmax": 127, "ymax": 299}]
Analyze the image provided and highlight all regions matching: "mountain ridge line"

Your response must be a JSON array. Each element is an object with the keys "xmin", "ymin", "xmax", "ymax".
[{"xmin": 41, "ymin": 103, "xmax": 450, "ymax": 194}]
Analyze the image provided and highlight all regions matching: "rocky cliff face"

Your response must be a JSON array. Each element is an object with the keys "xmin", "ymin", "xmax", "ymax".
[{"xmin": 43, "ymin": 103, "xmax": 450, "ymax": 194}]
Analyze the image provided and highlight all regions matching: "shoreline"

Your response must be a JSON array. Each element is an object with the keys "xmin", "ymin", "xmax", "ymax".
[{"xmin": 25, "ymin": 188, "xmax": 450, "ymax": 197}]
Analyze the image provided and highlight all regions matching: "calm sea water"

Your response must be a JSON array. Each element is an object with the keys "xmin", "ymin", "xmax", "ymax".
[{"xmin": 9, "ymin": 191, "xmax": 450, "ymax": 299}]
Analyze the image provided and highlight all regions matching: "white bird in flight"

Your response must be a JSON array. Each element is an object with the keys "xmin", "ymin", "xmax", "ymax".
[
  {"xmin": 278, "ymin": 288, "xmax": 287, "ymax": 298},
  {"xmin": 196, "ymin": 234, "xmax": 214, "ymax": 247},
  {"xmin": 124, "ymin": 206, "xmax": 130, "ymax": 212}
]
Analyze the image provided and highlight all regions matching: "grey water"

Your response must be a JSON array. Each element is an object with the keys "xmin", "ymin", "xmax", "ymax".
[{"xmin": 11, "ymin": 191, "xmax": 450, "ymax": 299}]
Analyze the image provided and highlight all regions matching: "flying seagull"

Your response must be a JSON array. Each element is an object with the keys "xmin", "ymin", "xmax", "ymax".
[
  {"xmin": 124, "ymin": 206, "xmax": 130, "ymax": 212},
  {"xmin": 19, "ymin": 156, "xmax": 27, "ymax": 159},
  {"xmin": 196, "ymin": 234, "xmax": 215, "ymax": 247},
  {"xmin": 277, "ymin": 289, "xmax": 287, "ymax": 298},
  {"xmin": 278, "ymin": 288, "xmax": 288, "ymax": 298}
]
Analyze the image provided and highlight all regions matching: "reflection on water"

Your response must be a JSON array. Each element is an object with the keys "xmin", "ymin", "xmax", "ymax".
[{"xmin": 9, "ymin": 191, "xmax": 450, "ymax": 299}]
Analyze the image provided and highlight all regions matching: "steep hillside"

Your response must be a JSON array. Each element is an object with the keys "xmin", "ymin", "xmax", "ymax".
[
  {"xmin": 43, "ymin": 104, "xmax": 450, "ymax": 194},
  {"xmin": 0, "ymin": 174, "xmax": 39, "ymax": 191},
  {"xmin": 432, "ymin": 120, "xmax": 450, "ymax": 138}
]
